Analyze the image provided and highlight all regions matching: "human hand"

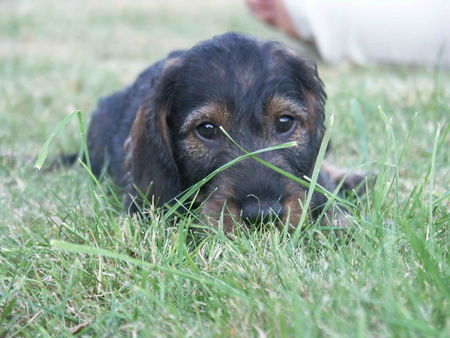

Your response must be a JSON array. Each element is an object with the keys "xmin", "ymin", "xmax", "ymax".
[{"xmin": 245, "ymin": 0, "xmax": 301, "ymax": 39}]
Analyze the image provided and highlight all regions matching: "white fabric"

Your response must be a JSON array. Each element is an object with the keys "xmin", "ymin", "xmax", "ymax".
[{"xmin": 284, "ymin": 0, "xmax": 450, "ymax": 65}]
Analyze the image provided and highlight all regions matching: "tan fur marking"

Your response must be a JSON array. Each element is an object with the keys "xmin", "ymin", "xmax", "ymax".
[
  {"xmin": 304, "ymin": 91, "xmax": 319, "ymax": 133},
  {"xmin": 267, "ymin": 93, "xmax": 317, "ymax": 134},
  {"xmin": 200, "ymin": 200, "xmax": 241, "ymax": 234},
  {"xmin": 180, "ymin": 103, "xmax": 231, "ymax": 133},
  {"xmin": 266, "ymin": 95, "xmax": 307, "ymax": 118},
  {"xmin": 123, "ymin": 136, "xmax": 132, "ymax": 170},
  {"xmin": 282, "ymin": 190, "xmax": 307, "ymax": 231},
  {"xmin": 181, "ymin": 135, "xmax": 209, "ymax": 158},
  {"xmin": 131, "ymin": 105, "xmax": 147, "ymax": 148},
  {"xmin": 198, "ymin": 176, "xmax": 241, "ymax": 233},
  {"xmin": 155, "ymin": 108, "xmax": 171, "ymax": 154},
  {"xmin": 131, "ymin": 105, "xmax": 172, "ymax": 164},
  {"xmin": 265, "ymin": 95, "xmax": 309, "ymax": 146}
]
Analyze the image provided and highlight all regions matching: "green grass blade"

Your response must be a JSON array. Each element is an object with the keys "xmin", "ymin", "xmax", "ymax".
[
  {"xmin": 426, "ymin": 122, "xmax": 443, "ymax": 241},
  {"xmin": 292, "ymin": 113, "xmax": 333, "ymax": 240},
  {"xmin": 34, "ymin": 111, "xmax": 81, "ymax": 170},
  {"xmin": 163, "ymin": 141, "xmax": 298, "ymax": 220},
  {"xmin": 218, "ymin": 126, "xmax": 354, "ymax": 208},
  {"xmin": 401, "ymin": 223, "xmax": 449, "ymax": 298},
  {"xmin": 50, "ymin": 240, "xmax": 247, "ymax": 299},
  {"xmin": 351, "ymin": 99, "xmax": 369, "ymax": 162}
]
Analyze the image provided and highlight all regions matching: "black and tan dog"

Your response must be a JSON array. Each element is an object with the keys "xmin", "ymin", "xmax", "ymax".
[{"xmin": 87, "ymin": 33, "xmax": 364, "ymax": 231}]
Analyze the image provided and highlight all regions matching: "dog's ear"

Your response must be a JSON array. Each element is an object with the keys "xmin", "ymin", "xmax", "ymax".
[
  {"xmin": 286, "ymin": 53, "xmax": 327, "ymax": 152},
  {"xmin": 125, "ymin": 58, "xmax": 183, "ymax": 210}
]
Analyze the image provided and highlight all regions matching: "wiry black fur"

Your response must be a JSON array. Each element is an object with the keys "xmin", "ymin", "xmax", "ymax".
[
  {"xmin": 87, "ymin": 51, "xmax": 184, "ymax": 186},
  {"xmin": 87, "ymin": 33, "xmax": 358, "ymax": 225}
]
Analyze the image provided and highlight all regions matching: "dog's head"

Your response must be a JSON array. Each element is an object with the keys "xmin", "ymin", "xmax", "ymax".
[{"xmin": 128, "ymin": 33, "xmax": 326, "ymax": 230}]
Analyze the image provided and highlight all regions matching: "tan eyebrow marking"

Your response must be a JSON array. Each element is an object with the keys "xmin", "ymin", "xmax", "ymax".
[
  {"xmin": 265, "ymin": 95, "xmax": 311, "ymax": 140},
  {"xmin": 180, "ymin": 103, "xmax": 231, "ymax": 134},
  {"xmin": 266, "ymin": 95, "xmax": 308, "ymax": 117}
]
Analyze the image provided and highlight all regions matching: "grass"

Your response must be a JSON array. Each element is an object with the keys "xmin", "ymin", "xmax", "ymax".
[{"xmin": 0, "ymin": 0, "xmax": 449, "ymax": 336}]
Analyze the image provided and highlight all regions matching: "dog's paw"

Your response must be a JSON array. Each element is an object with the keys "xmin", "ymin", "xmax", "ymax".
[
  {"xmin": 322, "ymin": 206, "xmax": 351, "ymax": 228},
  {"xmin": 321, "ymin": 161, "xmax": 374, "ymax": 196},
  {"xmin": 340, "ymin": 171, "xmax": 370, "ymax": 195}
]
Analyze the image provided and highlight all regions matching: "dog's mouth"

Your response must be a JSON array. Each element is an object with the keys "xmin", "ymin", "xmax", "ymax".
[
  {"xmin": 197, "ymin": 190, "xmax": 306, "ymax": 232},
  {"xmin": 187, "ymin": 168, "xmax": 309, "ymax": 232}
]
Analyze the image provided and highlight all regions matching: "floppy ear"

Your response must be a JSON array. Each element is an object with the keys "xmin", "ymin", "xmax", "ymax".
[
  {"xmin": 287, "ymin": 54, "xmax": 327, "ymax": 153},
  {"xmin": 124, "ymin": 60, "xmax": 182, "ymax": 210}
]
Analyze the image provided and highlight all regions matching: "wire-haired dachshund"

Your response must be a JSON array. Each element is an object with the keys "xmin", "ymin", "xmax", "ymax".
[{"xmin": 87, "ymin": 32, "xmax": 365, "ymax": 231}]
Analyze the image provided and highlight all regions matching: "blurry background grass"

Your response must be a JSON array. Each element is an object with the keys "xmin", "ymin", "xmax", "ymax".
[{"xmin": 0, "ymin": 0, "xmax": 448, "ymax": 336}]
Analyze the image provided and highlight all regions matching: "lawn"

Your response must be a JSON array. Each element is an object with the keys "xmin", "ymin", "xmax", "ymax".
[{"xmin": 0, "ymin": 0, "xmax": 448, "ymax": 336}]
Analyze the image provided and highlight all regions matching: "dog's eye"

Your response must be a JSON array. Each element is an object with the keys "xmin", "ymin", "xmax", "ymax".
[
  {"xmin": 196, "ymin": 122, "xmax": 218, "ymax": 140},
  {"xmin": 275, "ymin": 115, "xmax": 296, "ymax": 135}
]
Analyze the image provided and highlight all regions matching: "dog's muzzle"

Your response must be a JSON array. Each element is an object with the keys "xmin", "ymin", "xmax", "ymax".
[{"xmin": 240, "ymin": 196, "xmax": 284, "ymax": 225}]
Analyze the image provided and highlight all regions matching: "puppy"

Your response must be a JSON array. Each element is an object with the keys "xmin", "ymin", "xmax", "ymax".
[{"xmin": 87, "ymin": 32, "xmax": 363, "ymax": 231}]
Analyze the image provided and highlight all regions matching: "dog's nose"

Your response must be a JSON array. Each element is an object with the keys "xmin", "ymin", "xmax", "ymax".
[{"xmin": 241, "ymin": 200, "xmax": 283, "ymax": 225}]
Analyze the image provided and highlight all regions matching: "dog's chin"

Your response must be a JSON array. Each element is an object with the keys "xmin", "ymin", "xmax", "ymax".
[
  {"xmin": 280, "ymin": 192, "xmax": 307, "ymax": 230},
  {"xmin": 197, "ymin": 192, "xmax": 306, "ymax": 233},
  {"xmin": 198, "ymin": 198, "xmax": 241, "ymax": 233},
  {"xmin": 197, "ymin": 189, "xmax": 351, "ymax": 233}
]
